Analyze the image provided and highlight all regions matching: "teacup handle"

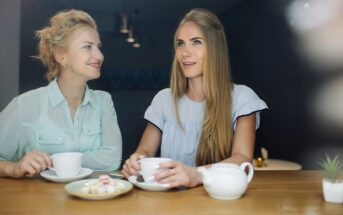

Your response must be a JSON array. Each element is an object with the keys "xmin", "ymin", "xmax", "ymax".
[
  {"xmin": 49, "ymin": 156, "xmax": 55, "ymax": 171},
  {"xmin": 240, "ymin": 162, "xmax": 254, "ymax": 183}
]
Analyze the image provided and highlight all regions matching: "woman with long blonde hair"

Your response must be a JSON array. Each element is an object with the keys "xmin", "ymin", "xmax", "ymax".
[{"xmin": 123, "ymin": 8, "xmax": 267, "ymax": 187}]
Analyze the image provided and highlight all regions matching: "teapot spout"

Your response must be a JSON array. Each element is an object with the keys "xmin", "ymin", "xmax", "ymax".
[{"xmin": 198, "ymin": 167, "xmax": 213, "ymax": 185}]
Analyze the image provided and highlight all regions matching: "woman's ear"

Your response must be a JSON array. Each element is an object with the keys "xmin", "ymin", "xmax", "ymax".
[{"xmin": 53, "ymin": 49, "xmax": 65, "ymax": 65}]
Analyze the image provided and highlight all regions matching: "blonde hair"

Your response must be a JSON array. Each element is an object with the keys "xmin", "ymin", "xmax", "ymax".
[
  {"xmin": 35, "ymin": 9, "xmax": 97, "ymax": 81},
  {"xmin": 170, "ymin": 8, "xmax": 232, "ymax": 166}
]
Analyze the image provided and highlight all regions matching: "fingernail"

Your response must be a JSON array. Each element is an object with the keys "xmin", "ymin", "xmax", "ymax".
[
  {"xmin": 162, "ymin": 184, "xmax": 170, "ymax": 188},
  {"xmin": 152, "ymin": 165, "xmax": 159, "ymax": 170},
  {"xmin": 50, "ymin": 163, "xmax": 53, "ymax": 168}
]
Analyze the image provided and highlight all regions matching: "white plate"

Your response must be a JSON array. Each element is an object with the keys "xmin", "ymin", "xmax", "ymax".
[
  {"xmin": 65, "ymin": 179, "xmax": 133, "ymax": 200},
  {"xmin": 128, "ymin": 175, "xmax": 170, "ymax": 191},
  {"xmin": 40, "ymin": 168, "xmax": 93, "ymax": 183}
]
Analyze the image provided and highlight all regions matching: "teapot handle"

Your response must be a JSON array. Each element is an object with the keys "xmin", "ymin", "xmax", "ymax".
[{"xmin": 240, "ymin": 162, "xmax": 254, "ymax": 183}]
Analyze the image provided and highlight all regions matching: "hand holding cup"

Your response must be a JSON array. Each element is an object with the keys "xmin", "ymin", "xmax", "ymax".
[{"xmin": 139, "ymin": 157, "xmax": 172, "ymax": 183}]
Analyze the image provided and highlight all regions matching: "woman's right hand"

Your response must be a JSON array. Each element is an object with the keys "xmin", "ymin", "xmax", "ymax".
[
  {"xmin": 122, "ymin": 153, "xmax": 143, "ymax": 179},
  {"xmin": 11, "ymin": 150, "xmax": 51, "ymax": 178}
]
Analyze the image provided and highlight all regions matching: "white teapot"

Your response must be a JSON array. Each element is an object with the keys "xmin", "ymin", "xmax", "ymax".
[{"xmin": 198, "ymin": 162, "xmax": 254, "ymax": 200}]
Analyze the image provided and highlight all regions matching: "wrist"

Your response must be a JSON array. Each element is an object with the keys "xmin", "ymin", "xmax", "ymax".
[
  {"xmin": 134, "ymin": 152, "xmax": 147, "ymax": 158},
  {"xmin": 195, "ymin": 167, "xmax": 203, "ymax": 186},
  {"xmin": 2, "ymin": 161, "xmax": 16, "ymax": 178}
]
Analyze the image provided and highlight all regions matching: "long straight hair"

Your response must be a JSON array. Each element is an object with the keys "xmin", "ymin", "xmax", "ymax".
[{"xmin": 170, "ymin": 8, "xmax": 232, "ymax": 166}]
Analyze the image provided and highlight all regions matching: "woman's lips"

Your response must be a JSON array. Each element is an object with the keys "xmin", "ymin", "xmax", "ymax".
[
  {"xmin": 88, "ymin": 63, "xmax": 101, "ymax": 69},
  {"xmin": 183, "ymin": 62, "xmax": 196, "ymax": 68}
]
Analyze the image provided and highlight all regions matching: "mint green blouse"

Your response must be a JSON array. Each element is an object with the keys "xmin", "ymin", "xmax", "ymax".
[{"xmin": 0, "ymin": 79, "xmax": 122, "ymax": 171}]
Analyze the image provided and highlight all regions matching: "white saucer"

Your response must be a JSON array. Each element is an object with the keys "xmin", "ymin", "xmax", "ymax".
[
  {"xmin": 40, "ymin": 168, "xmax": 93, "ymax": 183},
  {"xmin": 65, "ymin": 179, "xmax": 133, "ymax": 200},
  {"xmin": 128, "ymin": 175, "xmax": 170, "ymax": 191}
]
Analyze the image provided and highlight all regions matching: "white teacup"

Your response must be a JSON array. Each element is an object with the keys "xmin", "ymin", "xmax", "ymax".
[
  {"xmin": 139, "ymin": 157, "xmax": 172, "ymax": 183},
  {"xmin": 50, "ymin": 152, "xmax": 82, "ymax": 177}
]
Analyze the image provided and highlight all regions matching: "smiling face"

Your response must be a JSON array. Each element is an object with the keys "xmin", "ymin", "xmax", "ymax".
[
  {"xmin": 176, "ymin": 21, "xmax": 206, "ymax": 80},
  {"xmin": 58, "ymin": 25, "xmax": 104, "ymax": 82}
]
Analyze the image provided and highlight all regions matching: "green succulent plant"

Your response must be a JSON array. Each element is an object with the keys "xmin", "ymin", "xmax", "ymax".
[{"xmin": 318, "ymin": 154, "xmax": 343, "ymax": 183}]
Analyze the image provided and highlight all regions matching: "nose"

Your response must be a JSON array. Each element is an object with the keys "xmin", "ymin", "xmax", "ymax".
[
  {"xmin": 182, "ymin": 46, "xmax": 192, "ymax": 58},
  {"xmin": 94, "ymin": 47, "xmax": 104, "ymax": 62}
]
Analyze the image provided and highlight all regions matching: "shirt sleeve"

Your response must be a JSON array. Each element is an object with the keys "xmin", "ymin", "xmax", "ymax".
[
  {"xmin": 82, "ymin": 93, "xmax": 122, "ymax": 171},
  {"xmin": 232, "ymin": 85, "xmax": 268, "ymax": 130},
  {"xmin": 144, "ymin": 90, "xmax": 166, "ymax": 131},
  {"xmin": 0, "ymin": 98, "xmax": 21, "ymax": 162}
]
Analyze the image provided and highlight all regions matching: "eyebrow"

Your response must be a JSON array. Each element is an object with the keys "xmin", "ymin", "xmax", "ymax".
[
  {"xmin": 176, "ymin": 36, "xmax": 204, "ymax": 42},
  {"xmin": 190, "ymin": 36, "xmax": 204, "ymax": 41},
  {"xmin": 82, "ymin": 41, "xmax": 102, "ymax": 46}
]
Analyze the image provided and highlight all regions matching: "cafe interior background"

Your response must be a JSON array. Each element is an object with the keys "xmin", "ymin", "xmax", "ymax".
[{"xmin": 1, "ymin": 0, "xmax": 343, "ymax": 170}]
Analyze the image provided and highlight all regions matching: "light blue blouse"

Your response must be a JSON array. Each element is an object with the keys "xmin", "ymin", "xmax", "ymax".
[
  {"xmin": 144, "ymin": 84, "xmax": 268, "ymax": 167},
  {"xmin": 0, "ymin": 79, "xmax": 122, "ymax": 171}
]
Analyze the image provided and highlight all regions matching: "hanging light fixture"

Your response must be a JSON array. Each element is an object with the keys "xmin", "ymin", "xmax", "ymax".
[
  {"xmin": 126, "ymin": 0, "xmax": 135, "ymax": 42},
  {"xmin": 126, "ymin": 25, "xmax": 135, "ymax": 43},
  {"xmin": 131, "ymin": 9, "xmax": 140, "ymax": 47},
  {"xmin": 132, "ymin": 33, "xmax": 141, "ymax": 48},
  {"xmin": 120, "ymin": 13, "xmax": 129, "ymax": 33}
]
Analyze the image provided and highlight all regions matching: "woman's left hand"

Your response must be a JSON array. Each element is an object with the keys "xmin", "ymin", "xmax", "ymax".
[{"xmin": 154, "ymin": 160, "xmax": 202, "ymax": 188}]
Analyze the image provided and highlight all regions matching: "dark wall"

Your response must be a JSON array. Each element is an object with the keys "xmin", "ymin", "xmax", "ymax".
[
  {"xmin": 20, "ymin": 0, "xmax": 65, "ymax": 92},
  {"xmin": 19, "ymin": 0, "xmax": 343, "ymax": 169}
]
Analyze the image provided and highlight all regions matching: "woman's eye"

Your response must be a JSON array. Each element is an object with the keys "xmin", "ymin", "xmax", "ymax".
[
  {"xmin": 177, "ymin": 41, "xmax": 184, "ymax": 47},
  {"xmin": 83, "ymin": 45, "xmax": 92, "ymax": 49},
  {"xmin": 193, "ymin": 40, "xmax": 202, "ymax": 45}
]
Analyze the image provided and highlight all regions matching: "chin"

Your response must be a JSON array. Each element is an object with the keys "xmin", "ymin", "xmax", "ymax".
[
  {"xmin": 183, "ymin": 72, "xmax": 202, "ymax": 79},
  {"xmin": 86, "ymin": 71, "xmax": 101, "ymax": 80}
]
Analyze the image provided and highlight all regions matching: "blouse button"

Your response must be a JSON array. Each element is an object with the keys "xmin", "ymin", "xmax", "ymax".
[{"xmin": 58, "ymin": 137, "xmax": 62, "ymax": 141}]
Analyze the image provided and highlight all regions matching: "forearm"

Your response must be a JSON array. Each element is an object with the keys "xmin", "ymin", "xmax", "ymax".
[
  {"xmin": 219, "ymin": 153, "xmax": 253, "ymax": 165},
  {"xmin": 134, "ymin": 123, "xmax": 162, "ymax": 158},
  {"xmin": 134, "ymin": 147, "xmax": 156, "ymax": 158},
  {"xmin": 224, "ymin": 113, "xmax": 256, "ymax": 165}
]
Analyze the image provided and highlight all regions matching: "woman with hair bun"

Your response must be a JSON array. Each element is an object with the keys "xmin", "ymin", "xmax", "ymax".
[
  {"xmin": 123, "ymin": 8, "xmax": 267, "ymax": 188},
  {"xmin": 0, "ymin": 9, "xmax": 122, "ymax": 178}
]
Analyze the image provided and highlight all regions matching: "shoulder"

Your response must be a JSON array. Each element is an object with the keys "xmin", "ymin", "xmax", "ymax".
[
  {"xmin": 15, "ymin": 86, "xmax": 48, "ymax": 104},
  {"xmin": 232, "ymin": 84, "xmax": 256, "ymax": 97},
  {"xmin": 232, "ymin": 84, "xmax": 260, "ymax": 104},
  {"xmin": 0, "ymin": 86, "xmax": 48, "ymax": 116},
  {"xmin": 152, "ymin": 88, "xmax": 173, "ymax": 102},
  {"xmin": 231, "ymin": 84, "xmax": 268, "ymax": 117},
  {"xmin": 156, "ymin": 88, "xmax": 172, "ymax": 98}
]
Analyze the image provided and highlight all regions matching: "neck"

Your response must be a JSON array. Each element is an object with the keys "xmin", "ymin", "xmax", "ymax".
[
  {"xmin": 57, "ymin": 73, "xmax": 86, "ymax": 107},
  {"xmin": 187, "ymin": 76, "xmax": 205, "ymax": 102}
]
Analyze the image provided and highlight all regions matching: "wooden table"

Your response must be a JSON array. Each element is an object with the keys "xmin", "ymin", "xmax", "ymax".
[
  {"xmin": 253, "ymin": 159, "xmax": 302, "ymax": 170},
  {"xmin": 0, "ymin": 171, "xmax": 342, "ymax": 215}
]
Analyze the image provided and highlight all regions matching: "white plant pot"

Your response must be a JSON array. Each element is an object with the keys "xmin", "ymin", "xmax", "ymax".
[{"xmin": 322, "ymin": 178, "xmax": 343, "ymax": 204}]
